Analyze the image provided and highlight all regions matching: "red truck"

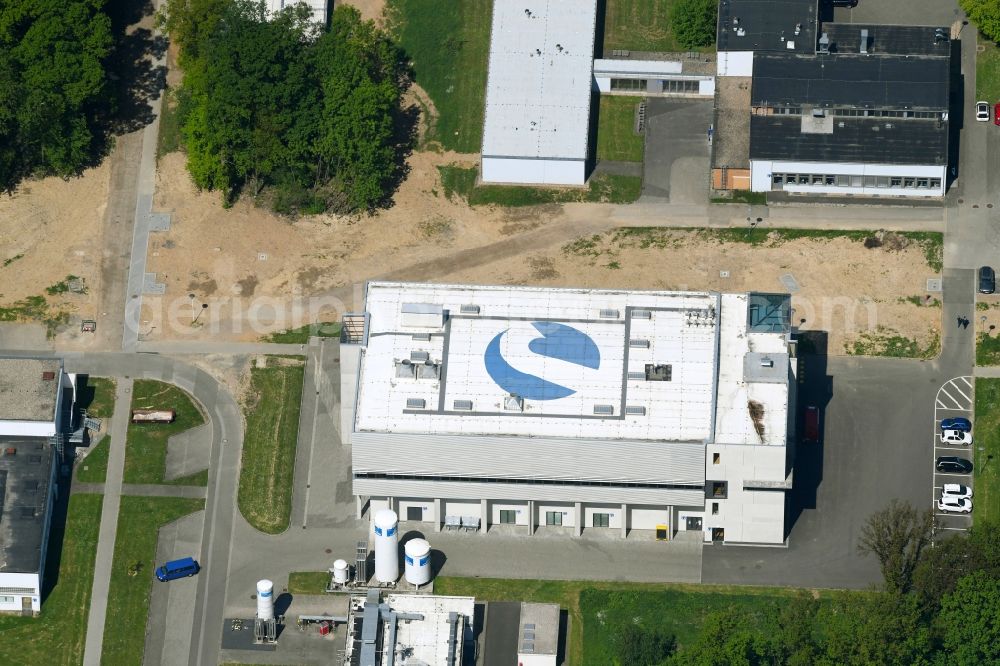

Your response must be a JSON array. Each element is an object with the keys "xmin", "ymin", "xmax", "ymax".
[{"xmin": 803, "ymin": 406, "xmax": 819, "ymax": 443}]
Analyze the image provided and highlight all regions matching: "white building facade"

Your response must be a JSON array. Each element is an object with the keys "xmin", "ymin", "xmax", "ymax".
[{"xmin": 341, "ymin": 283, "xmax": 795, "ymax": 545}]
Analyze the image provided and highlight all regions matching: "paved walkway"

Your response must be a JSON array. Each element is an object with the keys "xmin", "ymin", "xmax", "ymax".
[
  {"xmin": 82, "ymin": 378, "xmax": 132, "ymax": 666},
  {"xmin": 135, "ymin": 341, "xmax": 309, "ymax": 355},
  {"xmin": 974, "ymin": 366, "xmax": 1000, "ymax": 377}
]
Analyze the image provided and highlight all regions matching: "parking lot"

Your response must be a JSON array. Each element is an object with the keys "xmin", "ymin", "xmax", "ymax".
[{"xmin": 933, "ymin": 376, "xmax": 976, "ymax": 532}]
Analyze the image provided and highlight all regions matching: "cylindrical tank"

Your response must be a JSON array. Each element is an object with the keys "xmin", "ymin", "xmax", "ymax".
[
  {"xmin": 404, "ymin": 538, "xmax": 431, "ymax": 586},
  {"xmin": 256, "ymin": 579, "xmax": 274, "ymax": 621},
  {"xmin": 373, "ymin": 509, "xmax": 399, "ymax": 583},
  {"xmin": 332, "ymin": 559, "xmax": 349, "ymax": 585}
]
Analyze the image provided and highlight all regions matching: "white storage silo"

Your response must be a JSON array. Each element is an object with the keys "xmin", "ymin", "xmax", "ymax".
[
  {"xmin": 373, "ymin": 509, "xmax": 399, "ymax": 583},
  {"xmin": 256, "ymin": 579, "xmax": 274, "ymax": 621},
  {"xmin": 332, "ymin": 559, "xmax": 349, "ymax": 585},
  {"xmin": 404, "ymin": 538, "xmax": 431, "ymax": 586}
]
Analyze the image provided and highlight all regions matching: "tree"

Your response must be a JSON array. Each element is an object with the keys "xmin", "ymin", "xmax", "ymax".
[
  {"xmin": 938, "ymin": 571, "xmax": 1000, "ymax": 664},
  {"xmin": 816, "ymin": 592, "xmax": 934, "ymax": 666},
  {"xmin": 668, "ymin": 606, "xmax": 781, "ymax": 666},
  {"xmin": 0, "ymin": 0, "xmax": 114, "ymax": 190},
  {"xmin": 857, "ymin": 499, "xmax": 934, "ymax": 593},
  {"xmin": 961, "ymin": 0, "xmax": 1000, "ymax": 43},
  {"xmin": 912, "ymin": 531, "xmax": 984, "ymax": 611},
  {"xmin": 615, "ymin": 623, "xmax": 676, "ymax": 666},
  {"xmin": 670, "ymin": 0, "xmax": 717, "ymax": 50},
  {"xmin": 155, "ymin": 0, "xmax": 229, "ymax": 64}
]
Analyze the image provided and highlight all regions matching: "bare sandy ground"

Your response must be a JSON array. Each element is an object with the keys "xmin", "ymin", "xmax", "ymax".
[{"xmin": 340, "ymin": 0, "xmax": 385, "ymax": 23}]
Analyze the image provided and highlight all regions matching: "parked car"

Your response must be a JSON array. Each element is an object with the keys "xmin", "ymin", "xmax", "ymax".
[
  {"xmin": 936, "ymin": 456, "xmax": 973, "ymax": 474},
  {"xmin": 977, "ymin": 101, "xmax": 991, "ymax": 122},
  {"xmin": 941, "ymin": 429, "xmax": 973, "ymax": 446},
  {"xmin": 156, "ymin": 557, "xmax": 200, "ymax": 582},
  {"xmin": 937, "ymin": 496, "xmax": 973, "ymax": 514},
  {"xmin": 980, "ymin": 266, "xmax": 996, "ymax": 294},
  {"xmin": 940, "ymin": 417, "xmax": 972, "ymax": 432},
  {"xmin": 942, "ymin": 483, "xmax": 973, "ymax": 499},
  {"xmin": 804, "ymin": 405, "xmax": 819, "ymax": 442}
]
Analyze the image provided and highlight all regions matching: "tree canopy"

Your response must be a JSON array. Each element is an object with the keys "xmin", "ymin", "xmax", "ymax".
[
  {"xmin": 160, "ymin": 0, "xmax": 408, "ymax": 214},
  {"xmin": 0, "ymin": 0, "xmax": 115, "ymax": 190},
  {"xmin": 857, "ymin": 499, "xmax": 934, "ymax": 594},
  {"xmin": 962, "ymin": 0, "xmax": 1000, "ymax": 43}
]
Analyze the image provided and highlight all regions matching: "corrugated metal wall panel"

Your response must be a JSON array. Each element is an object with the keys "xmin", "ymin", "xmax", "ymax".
[
  {"xmin": 352, "ymin": 432, "xmax": 706, "ymax": 485},
  {"xmin": 353, "ymin": 477, "xmax": 705, "ymax": 506}
]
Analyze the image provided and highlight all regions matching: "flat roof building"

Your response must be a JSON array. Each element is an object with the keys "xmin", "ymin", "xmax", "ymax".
[
  {"xmin": 342, "ymin": 283, "xmax": 795, "ymax": 545},
  {"xmin": 480, "ymin": 0, "xmax": 598, "ymax": 186}
]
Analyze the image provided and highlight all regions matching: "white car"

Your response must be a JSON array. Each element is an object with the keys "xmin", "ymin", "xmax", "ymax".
[
  {"xmin": 938, "ymin": 495, "xmax": 973, "ymax": 513},
  {"xmin": 977, "ymin": 101, "xmax": 991, "ymax": 122},
  {"xmin": 941, "ymin": 429, "xmax": 973, "ymax": 446},
  {"xmin": 943, "ymin": 483, "xmax": 973, "ymax": 499}
]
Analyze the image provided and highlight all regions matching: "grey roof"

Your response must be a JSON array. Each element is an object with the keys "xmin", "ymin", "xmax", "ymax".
[
  {"xmin": 748, "ymin": 293, "xmax": 791, "ymax": 334},
  {"xmin": 749, "ymin": 115, "xmax": 948, "ymax": 165},
  {"xmin": 0, "ymin": 358, "xmax": 61, "ymax": 423},
  {"xmin": 0, "ymin": 439, "xmax": 54, "ymax": 574},
  {"xmin": 518, "ymin": 602, "xmax": 559, "ymax": 656},
  {"xmin": 751, "ymin": 54, "xmax": 951, "ymax": 110},
  {"xmin": 820, "ymin": 23, "xmax": 951, "ymax": 57},
  {"xmin": 717, "ymin": 0, "xmax": 818, "ymax": 53}
]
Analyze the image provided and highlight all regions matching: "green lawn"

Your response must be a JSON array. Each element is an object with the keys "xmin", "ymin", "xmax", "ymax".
[
  {"xmin": 597, "ymin": 97, "xmax": 645, "ymax": 162},
  {"xmin": 261, "ymin": 321, "xmax": 342, "ymax": 344},
  {"xmin": 977, "ymin": 40, "xmax": 1000, "ymax": 103},
  {"xmin": 156, "ymin": 87, "xmax": 185, "ymax": 159},
  {"xmin": 977, "ymin": 332, "xmax": 1000, "ymax": 366},
  {"xmin": 77, "ymin": 437, "xmax": 110, "ymax": 484},
  {"xmin": 438, "ymin": 165, "xmax": 642, "ymax": 206},
  {"xmin": 0, "ymin": 494, "xmax": 102, "ymax": 666},
  {"xmin": 435, "ymin": 577, "xmax": 815, "ymax": 665},
  {"xmin": 603, "ymin": 0, "xmax": 715, "ymax": 53},
  {"xmin": 123, "ymin": 379, "xmax": 207, "ymax": 485},
  {"xmin": 79, "ymin": 376, "xmax": 116, "ymax": 418},
  {"xmin": 974, "ymin": 378, "xmax": 1000, "ymax": 524},
  {"xmin": 237, "ymin": 358, "xmax": 305, "ymax": 534},
  {"xmin": 288, "ymin": 571, "xmax": 330, "ymax": 594},
  {"xmin": 388, "ymin": 0, "xmax": 492, "ymax": 152},
  {"xmin": 102, "ymin": 496, "xmax": 205, "ymax": 666}
]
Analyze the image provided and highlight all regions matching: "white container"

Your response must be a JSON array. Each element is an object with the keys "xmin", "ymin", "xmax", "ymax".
[
  {"xmin": 373, "ymin": 509, "xmax": 399, "ymax": 583},
  {"xmin": 404, "ymin": 538, "xmax": 431, "ymax": 586},
  {"xmin": 332, "ymin": 559, "xmax": 349, "ymax": 585},
  {"xmin": 256, "ymin": 579, "xmax": 274, "ymax": 621}
]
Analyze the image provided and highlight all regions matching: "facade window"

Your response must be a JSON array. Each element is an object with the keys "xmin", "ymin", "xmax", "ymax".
[
  {"xmin": 499, "ymin": 509, "xmax": 516, "ymax": 524},
  {"xmin": 891, "ymin": 177, "xmax": 902, "ymax": 187},
  {"xmin": 708, "ymin": 481, "xmax": 728, "ymax": 499},
  {"xmin": 930, "ymin": 178, "xmax": 941, "ymax": 189},
  {"xmin": 663, "ymin": 79, "xmax": 699, "ymax": 93},
  {"xmin": 798, "ymin": 174, "xmax": 809, "ymax": 185},
  {"xmin": 545, "ymin": 511, "xmax": 562, "ymax": 526},
  {"xmin": 0, "ymin": 596, "xmax": 14, "ymax": 604},
  {"xmin": 811, "ymin": 174, "xmax": 823, "ymax": 185},
  {"xmin": 712, "ymin": 527, "xmax": 725, "ymax": 541},
  {"xmin": 610, "ymin": 78, "xmax": 646, "ymax": 92},
  {"xmin": 876, "ymin": 176, "xmax": 889, "ymax": 188},
  {"xmin": 850, "ymin": 175, "xmax": 863, "ymax": 187},
  {"xmin": 711, "ymin": 502, "xmax": 719, "ymax": 515},
  {"xmin": 864, "ymin": 175, "xmax": 877, "ymax": 187},
  {"xmin": 825, "ymin": 175, "xmax": 835, "ymax": 185},
  {"xmin": 406, "ymin": 506, "xmax": 423, "ymax": 521},
  {"xmin": 773, "ymin": 174, "xmax": 783, "ymax": 184},
  {"xmin": 593, "ymin": 513, "xmax": 610, "ymax": 528},
  {"xmin": 713, "ymin": 452, "xmax": 721, "ymax": 464},
  {"xmin": 836, "ymin": 175, "xmax": 850, "ymax": 186},
  {"xmin": 904, "ymin": 178, "xmax": 915, "ymax": 188},
  {"xmin": 917, "ymin": 178, "xmax": 929, "ymax": 188}
]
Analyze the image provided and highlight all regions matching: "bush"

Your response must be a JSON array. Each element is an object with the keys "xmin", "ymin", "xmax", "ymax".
[
  {"xmin": 962, "ymin": 0, "xmax": 1000, "ymax": 43},
  {"xmin": 670, "ymin": 0, "xmax": 718, "ymax": 50},
  {"xmin": 615, "ymin": 623, "xmax": 676, "ymax": 666}
]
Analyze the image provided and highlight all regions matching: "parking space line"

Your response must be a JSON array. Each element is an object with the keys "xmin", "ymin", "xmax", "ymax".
[
  {"xmin": 958, "ymin": 376, "xmax": 973, "ymax": 390},
  {"xmin": 950, "ymin": 384, "xmax": 972, "ymax": 402},
  {"xmin": 932, "ymin": 376, "xmax": 975, "ymax": 537},
  {"xmin": 935, "ymin": 526, "xmax": 972, "ymax": 531}
]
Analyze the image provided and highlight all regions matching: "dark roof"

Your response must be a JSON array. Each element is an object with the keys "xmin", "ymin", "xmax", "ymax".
[
  {"xmin": 751, "ymin": 54, "xmax": 951, "ymax": 110},
  {"xmin": 748, "ymin": 293, "xmax": 791, "ymax": 334},
  {"xmin": 482, "ymin": 602, "xmax": 520, "ymax": 666},
  {"xmin": 0, "ymin": 439, "xmax": 55, "ymax": 574},
  {"xmin": 821, "ymin": 23, "xmax": 951, "ymax": 57},
  {"xmin": 718, "ymin": 0, "xmax": 818, "ymax": 53},
  {"xmin": 749, "ymin": 115, "xmax": 948, "ymax": 165}
]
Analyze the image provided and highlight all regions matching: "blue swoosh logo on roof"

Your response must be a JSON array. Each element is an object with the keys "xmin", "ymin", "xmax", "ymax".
[{"xmin": 484, "ymin": 322, "xmax": 600, "ymax": 401}]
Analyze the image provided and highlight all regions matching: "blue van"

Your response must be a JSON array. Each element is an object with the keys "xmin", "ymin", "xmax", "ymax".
[{"xmin": 156, "ymin": 557, "xmax": 200, "ymax": 582}]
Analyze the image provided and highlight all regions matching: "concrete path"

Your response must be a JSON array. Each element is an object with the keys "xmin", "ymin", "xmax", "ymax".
[
  {"xmin": 136, "ymin": 341, "xmax": 310, "ymax": 355},
  {"xmin": 122, "ymin": 7, "xmax": 168, "ymax": 352},
  {"xmin": 165, "ymin": 423, "xmax": 212, "ymax": 481},
  {"xmin": 72, "ymin": 481, "xmax": 207, "ymax": 499},
  {"xmin": 974, "ymin": 366, "xmax": 1000, "ymax": 377},
  {"xmin": 82, "ymin": 377, "xmax": 133, "ymax": 666}
]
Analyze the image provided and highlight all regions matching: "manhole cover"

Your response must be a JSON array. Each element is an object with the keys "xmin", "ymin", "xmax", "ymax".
[
  {"xmin": 926, "ymin": 278, "xmax": 943, "ymax": 292},
  {"xmin": 779, "ymin": 273, "xmax": 800, "ymax": 292}
]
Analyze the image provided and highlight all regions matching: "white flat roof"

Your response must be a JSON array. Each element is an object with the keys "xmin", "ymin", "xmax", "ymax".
[
  {"xmin": 355, "ymin": 283, "xmax": 727, "ymax": 442},
  {"xmin": 384, "ymin": 594, "xmax": 475, "ymax": 666},
  {"xmin": 480, "ymin": 0, "xmax": 598, "ymax": 161}
]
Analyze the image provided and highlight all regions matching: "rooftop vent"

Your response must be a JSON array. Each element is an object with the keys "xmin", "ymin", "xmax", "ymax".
[
  {"xmin": 411, "ymin": 333, "xmax": 431, "ymax": 341},
  {"xmin": 593, "ymin": 404, "xmax": 614, "ymax": 416},
  {"xmin": 760, "ymin": 357, "xmax": 774, "ymax": 368},
  {"xmin": 627, "ymin": 371, "xmax": 646, "ymax": 380},
  {"xmin": 860, "ymin": 29, "xmax": 869, "ymax": 54},
  {"xmin": 405, "ymin": 398, "xmax": 427, "ymax": 409},
  {"xmin": 410, "ymin": 351, "xmax": 430, "ymax": 363},
  {"xmin": 504, "ymin": 394, "xmax": 524, "ymax": 412},
  {"xmin": 417, "ymin": 362, "xmax": 440, "ymax": 380},
  {"xmin": 629, "ymin": 339, "xmax": 650, "ymax": 349},
  {"xmin": 401, "ymin": 302, "xmax": 445, "ymax": 328},
  {"xmin": 599, "ymin": 308, "xmax": 620, "ymax": 319},
  {"xmin": 41, "ymin": 371, "xmax": 55, "ymax": 380},
  {"xmin": 460, "ymin": 304, "xmax": 480, "ymax": 315},
  {"xmin": 453, "ymin": 400, "xmax": 473, "ymax": 411},
  {"xmin": 625, "ymin": 405, "xmax": 647, "ymax": 416},
  {"xmin": 632, "ymin": 309, "xmax": 652, "ymax": 319},
  {"xmin": 395, "ymin": 360, "xmax": 416, "ymax": 378}
]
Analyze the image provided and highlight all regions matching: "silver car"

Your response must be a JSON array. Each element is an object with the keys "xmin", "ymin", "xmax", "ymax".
[
  {"xmin": 977, "ymin": 101, "xmax": 990, "ymax": 122},
  {"xmin": 937, "ymin": 496, "xmax": 973, "ymax": 514}
]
